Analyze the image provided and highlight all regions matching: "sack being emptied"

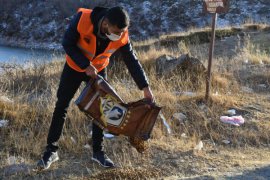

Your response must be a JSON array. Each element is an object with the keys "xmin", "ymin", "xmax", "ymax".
[{"xmin": 75, "ymin": 75, "xmax": 161, "ymax": 152}]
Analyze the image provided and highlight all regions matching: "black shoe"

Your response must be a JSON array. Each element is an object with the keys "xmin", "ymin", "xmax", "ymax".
[
  {"xmin": 36, "ymin": 149, "xmax": 59, "ymax": 170},
  {"xmin": 91, "ymin": 151, "xmax": 115, "ymax": 168}
]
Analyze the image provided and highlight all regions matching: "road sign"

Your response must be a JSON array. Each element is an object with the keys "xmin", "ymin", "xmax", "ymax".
[{"xmin": 203, "ymin": 0, "xmax": 229, "ymax": 14}]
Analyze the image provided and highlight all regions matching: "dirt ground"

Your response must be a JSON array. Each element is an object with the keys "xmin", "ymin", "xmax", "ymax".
[{"xmin": 1, "ymin": 145, "xmax": 270, "ymax": 179}]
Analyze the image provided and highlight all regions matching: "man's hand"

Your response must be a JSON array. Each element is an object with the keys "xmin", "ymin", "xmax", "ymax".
[
  {"xmin": 85, "ymin": 64, "xmax": 97, "ymax": 79},
  {"xmin": 143, "ymin": 87, "xmax": 155, "ymax": 103}
]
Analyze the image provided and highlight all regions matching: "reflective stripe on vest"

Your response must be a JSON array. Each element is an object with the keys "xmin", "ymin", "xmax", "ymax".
[
  {"xmin": 106, "ymin": 49, "xmax": 116, "ymax": 53},
  {"xmin": 77, "ymin": 44, "xmax": 95, "ymax": 58},
  {"xmin": 66, "ymin": 8, "xmax": 129, "ymax": 73}
]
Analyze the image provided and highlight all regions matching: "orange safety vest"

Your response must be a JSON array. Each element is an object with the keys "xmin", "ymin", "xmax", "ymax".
[{"xmin": 66, "ymin": 8, "xmax": 129, "ymax": 72}]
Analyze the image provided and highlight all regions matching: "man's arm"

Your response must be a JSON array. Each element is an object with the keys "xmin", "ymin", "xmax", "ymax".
[
  {"xmin": 120, "ymin": 41, "xmax": 154, "ymax": 101},
  {"xmin": 62, "ymin": 12, "xmax": 90, "ymax": 70},
  {"xmin": 120, "ymin": 41, "xmax": 149, "ymax": 90}
]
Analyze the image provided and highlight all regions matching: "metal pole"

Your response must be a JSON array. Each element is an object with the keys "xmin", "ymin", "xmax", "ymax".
[{"xmin": 205, "ymin": 13, "xmax": 217, "ymax": 101}]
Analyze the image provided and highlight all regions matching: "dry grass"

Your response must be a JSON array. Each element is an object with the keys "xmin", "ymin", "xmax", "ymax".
[
  {"xmin": 242, "ymin": 23, "xmax": 270, "ymax": 31},
  {"xmin": 237, "ymin": 35, "xmax": 270, "ymax": 65},
  {"xmin": 1, "ymin": 26, "xmax": 270, "ymax": 179}
]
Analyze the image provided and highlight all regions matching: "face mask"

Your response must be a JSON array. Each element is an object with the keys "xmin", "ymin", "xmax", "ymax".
[
  {"xmin": 106, "ymin": 32, "xmax": 121, "ymax": 41},
  {"xmin": 105, "ymin": 25, "xmax": 122, "ymax": 41}
]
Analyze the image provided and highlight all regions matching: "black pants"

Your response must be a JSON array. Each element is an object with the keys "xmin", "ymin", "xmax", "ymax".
[{"xmin": 46, "ymin": 63, "xmax": 106, "ymax": 153}]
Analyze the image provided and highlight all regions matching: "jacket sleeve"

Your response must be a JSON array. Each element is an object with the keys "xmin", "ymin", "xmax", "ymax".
[
  {"xmin": 119, "ymin": 41, "xmax": 149, "ymax": 90},
  {"xmin": 62, "ymin": 12, "xmax": 90, "ymax": 70}
]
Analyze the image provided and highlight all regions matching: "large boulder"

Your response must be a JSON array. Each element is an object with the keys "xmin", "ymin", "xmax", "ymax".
[{"xmin": 156, "ymin": 54, "xmax": 206, "ymax": 76}]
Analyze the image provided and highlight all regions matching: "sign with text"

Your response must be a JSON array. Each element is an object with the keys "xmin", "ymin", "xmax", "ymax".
[{"xmin": 203, "ymin": 0, "xmax": 229, "ymax": 14}]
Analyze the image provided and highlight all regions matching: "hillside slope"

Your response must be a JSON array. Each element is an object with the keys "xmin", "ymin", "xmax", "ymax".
[{"xmin": 0, "ymin": 0, "xmax": 269, "ymax": 49}]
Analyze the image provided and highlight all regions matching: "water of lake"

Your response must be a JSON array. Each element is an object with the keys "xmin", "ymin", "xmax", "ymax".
[{"xmin": 0, "ymin": 45, "xmax": 62, "ymax": 64}]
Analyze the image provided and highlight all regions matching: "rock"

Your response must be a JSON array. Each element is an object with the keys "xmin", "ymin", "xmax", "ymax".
[
  {"xmin": 194, "ymin": 141, "xmax": 203, "ymax": 151},
  {"xmin": 84, "ymin": 144, "xmax": 91, "ymax": 149},
  {"xmin": 227, "ymin": 108, "xmax": 250, "ymax": 116},
  {"xmin": 178, "ymin": 54, "xmax": 206, "ymax": 74},
  {"xmin": 181, "ymin": 133, "xmax": 188, "ymax": 138},
  {"xmin": 0, "ymin": 120, "xmax": 9, "ymax": 127},
  {"xmin": 227, "ymin": 109, "xmax": 236, "ymax": 116},
  {"xmin": 172, "ymin": 113, "xmax": 187, "ymax": 122},
  {"xmin": 155, "ymin": 54, "xmax": 187, "ymax": 76},
  {"xmin": 156, "ymin": 54, "xmax": 206, "ymax": 80},
  {"xmin": 222, "ymin": 140, "xmax": 231, "ymax": 144}
]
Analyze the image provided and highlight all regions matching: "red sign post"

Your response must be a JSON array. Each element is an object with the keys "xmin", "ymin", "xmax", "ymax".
[{"xmin": 203, "ymin": 0, "xmax": 229, "ymax": 101}]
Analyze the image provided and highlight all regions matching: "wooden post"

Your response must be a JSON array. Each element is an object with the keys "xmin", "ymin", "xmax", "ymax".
[
  {"xmin": 203, "ymin": 0, "xmax": 229, "ymax": 102},
  {"xmin": 205, "ymin": 13, "xmax": 217, "ymax": 101}
]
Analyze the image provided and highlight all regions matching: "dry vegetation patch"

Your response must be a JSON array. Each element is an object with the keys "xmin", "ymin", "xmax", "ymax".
[{"xmin": 0, "ymin": 26, "xmax": 270, "ymax": 179}]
